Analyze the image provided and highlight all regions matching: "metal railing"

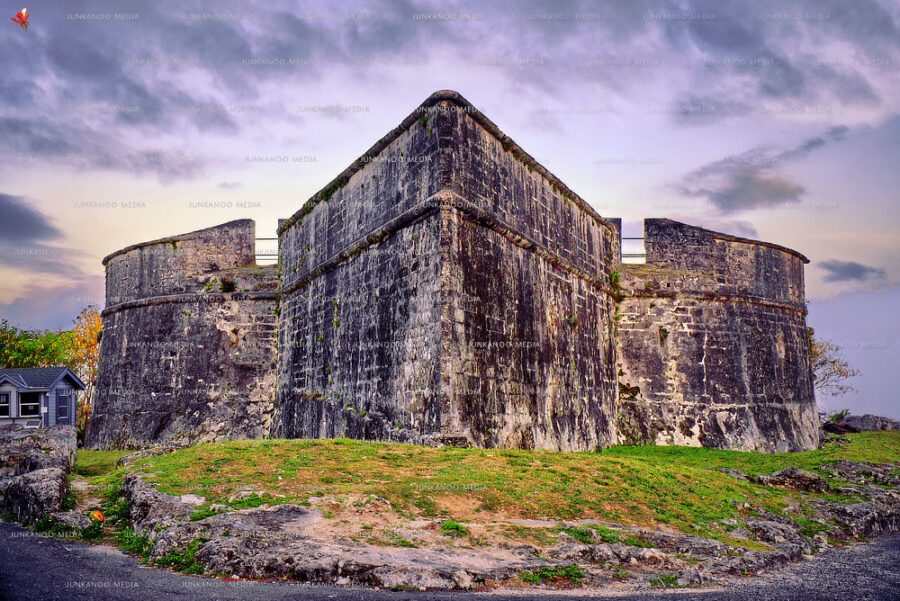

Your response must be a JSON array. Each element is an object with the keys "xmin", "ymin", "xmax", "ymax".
[
  {"xmin": 621, "ymin": 237, "xmax": 646, "ymax": 262},
  {"xmin": 255, "ymin": 238, "xmax": 278, "ymax": 263}
]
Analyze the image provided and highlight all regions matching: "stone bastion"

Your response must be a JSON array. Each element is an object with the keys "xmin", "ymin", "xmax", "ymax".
[
  {"xmin": 85, "ymin": 220, "xmax": 279, "ymax": 449},
  {"xmin": 613, "ymin": 219, "xmax": 818, "ymax": 452}
]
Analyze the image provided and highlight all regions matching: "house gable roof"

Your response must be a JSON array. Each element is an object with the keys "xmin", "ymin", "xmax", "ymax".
[
  {"xmin": 0, "ymin": 367, "xmax": 86, "ymax": 391},
  {"xmin": 0, "ymin": 373, "xmax": 24, "ymax": 387}
]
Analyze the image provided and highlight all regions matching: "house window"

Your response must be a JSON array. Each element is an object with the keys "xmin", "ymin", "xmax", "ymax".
[
  {"xmin": 19, "ymin": 395, "xmax": 39, "ymax": 417},
  {"xmin": 57, "ymin": 393, "xmax": 70, "ymax": 419},
  {"xmin": 0, "ymin": 393, "xmax": 8, "ymax": 417}
]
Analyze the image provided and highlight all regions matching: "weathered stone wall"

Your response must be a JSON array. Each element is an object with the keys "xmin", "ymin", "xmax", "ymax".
[
  {"xmin": 103, "ymin": 219, "xmax": 256, "ymax": 305},
  {"xmin": 275, "ymin": 92, "xmax": 619, "ymax": 450},
  {"xmin": 437, "ymin": 97, "xmax": 619, "ymax": 450},
  {"xmin": 86, "ymin": 220, "xmax": 278, "ymax": 449},
  {"xmin": 616, "ymin": 219, "xmax": 819, "ymax": 452},
  {"xmin": 274, "ymin": 103, "xmax": 444, "ymax": 444}
]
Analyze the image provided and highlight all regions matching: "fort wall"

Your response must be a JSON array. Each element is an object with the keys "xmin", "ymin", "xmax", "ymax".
[
  {"xmin": 85, "ymin": 220, "xmax": 279, "ymax": 449},
  {"xmin": 615, "ymin": 219, "xmax": 818, "ymax": 452},
  {"xmin": 87, "ymin": 92, "xmax": 820, "ymax": 454},
  {"xmin": 275, "ymin": 92, "xmax": 620, "ymax": 450}
]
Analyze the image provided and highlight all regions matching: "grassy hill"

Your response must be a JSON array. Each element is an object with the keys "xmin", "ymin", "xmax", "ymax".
[{"xmin": 79, "ymin": 432, "xmax": 900, "ymax": 547}]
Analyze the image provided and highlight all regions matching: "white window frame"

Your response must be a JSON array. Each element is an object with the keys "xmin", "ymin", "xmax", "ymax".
[
  {"xmin": 19, "ymin": 394, "xmax": 40, "ymax": 417},
  {"xmin": 0, "ymin": 393, "xmax": 9, "ymax": 418}
]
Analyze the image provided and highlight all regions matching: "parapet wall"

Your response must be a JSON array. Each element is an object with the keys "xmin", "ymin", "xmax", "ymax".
[
  {"xmin": 85, "ymin": 220, "xmax": 279, "ymax": 449},
  {"xmin": 103, "ymin": 219, "xmax": 256, "ymax": 305},
  {"xmin": 615, "ymin": 219, "xmax": 818, "ymax": 452},
  {"xmin": 643, "ymin": 218, "xmax": 807, "ymax": 306}
]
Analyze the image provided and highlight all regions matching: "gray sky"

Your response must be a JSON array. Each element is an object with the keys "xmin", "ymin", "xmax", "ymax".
[{"xmin": 1, "ymin": 0, "xmax": 897, "ymax": 417}]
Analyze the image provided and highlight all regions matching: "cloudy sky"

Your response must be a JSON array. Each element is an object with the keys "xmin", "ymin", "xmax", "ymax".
[{"xmin": 1, "ymin": 0, "xmax": 897, "ymax": 417}]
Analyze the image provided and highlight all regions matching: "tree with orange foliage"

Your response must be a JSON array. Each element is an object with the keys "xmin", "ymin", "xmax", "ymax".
[
  {"xmin": 70, "ymin": 306, "xmax": 102, "ymax": 441},
  {"xmin": 808, "ymin": 328, "xmax": 860, "ymax": 398}
]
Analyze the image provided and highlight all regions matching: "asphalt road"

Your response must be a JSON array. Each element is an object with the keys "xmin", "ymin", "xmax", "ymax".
[{"xmin": 0, "ymin": 522, "xmax": 898, "ymax": 601}]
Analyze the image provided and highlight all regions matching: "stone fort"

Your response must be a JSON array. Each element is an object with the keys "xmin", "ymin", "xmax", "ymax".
[{"xmin": 86, "ymin": 91, "xmax": 819, "ymax": 453}]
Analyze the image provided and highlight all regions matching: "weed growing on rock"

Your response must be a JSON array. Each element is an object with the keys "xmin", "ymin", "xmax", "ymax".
[
  {"xmin": 521, "ymin": 565, "xmax": 584, "ymax": 585},
  {"xmin": 116, "ymin": 528, "xmax": 153, "ymax": 559},
  {"xmin": 152, "ymin": 537, "xmax": 209, "ymax": 575}
]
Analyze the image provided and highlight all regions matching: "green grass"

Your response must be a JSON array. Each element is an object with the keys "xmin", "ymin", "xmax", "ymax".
[
  {"xmin": 116, "ymin": 528, "xmax": 154, "ymax": 559},
  {"xmin": 560, "ymin": 526, "xmax": 594, "ymax": 544},
  {"xmin": 229, "ymin": 493, "xmax": 275, "ymax": 509},
  {"xmin": 603, "ymin": 432, "xmax": 900, "ymax": 476},
  {"xmin": 114, "ymin": 432, "xmax": 898, "ymax": 545},
  {"xmin": 152, "ymin": 537, "xmax": 208, "ymax": 574},
  {"xmin": 189, "ymin": 507, "xmax": 225, "ymax": 521},
  {"xmin": 560, "ymin": 524, "xmax": 651, "ymax": 547},
  {"xmin": 440, "ymin": 520, "xmax": 468, "ymax": 537},
  {"xmin": 74, "ymin": 449, "xmax": 131, "ymax": 477},
  {"xmin": 649, "ymin": 574, "xmax": 682, "ymax": 588},
  {"xmin": 521, "ymin": 565, "xmax": 584, "ymax": 585}
]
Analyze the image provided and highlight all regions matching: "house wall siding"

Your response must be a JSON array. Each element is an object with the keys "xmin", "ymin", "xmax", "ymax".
[{"xmin": 48, "ymin": 389, "xmax": 56, "ymax": 426}]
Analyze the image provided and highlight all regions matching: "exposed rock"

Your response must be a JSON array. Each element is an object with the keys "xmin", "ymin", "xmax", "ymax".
[
  {"xmin": 715, "ymin": 468, "xmax": 750, "ymax": 481},
  {"xmin": 124, "ymin": 474, "xmax": 194, "ymax": 534},
  {"xmin": 823, "ymin": 460, "xmax": 900, "ymax": 486},
  {"xmin": 843, "ymin": 414, "xmax": 900, "ymax": 431},
  {"xmin": 635, "ymin": 529, "xmax": 730, "ymax": 556},
  {"xmin": 548, "ymin": 542, "xmax": 591, "ymax": 561},
  {"xmin": 819, "ymin": 434, "xmax": 853, "ymax": 448},
  {"xmin": 0, "ymin": 425, "xmax": 77, "ymax": 526},
  {"xmin": 715, "ymin": 544, "xmax": 804, "ymax": 575},
  {"xmin": 116, "ymin": 444, "xmax": 186, "ymax": 467},
  {"xmin": 744, "ymin": 520, "xmax": 805, "ymax": 545},
  {"xmin": 17, "ymin": 450, "xmax": 69, "ymax": 474},
  {"xmin": 755, "ymin": 467, "xmax": 831, "ymax": 493},
  {"xmin": 49, "ymin": 511, "xmax": 93, "ymax": 531},
  {"xmin": 0, "ymin": 425, "xmax": 77, "ymax": 473},
  {"xmin": 823, "ymin": 422, "xmax": 860, "ymax": 435},
  {"xmin": 0, "ymin": 468, "xmax": 67, "ymax": 525},
  {"xmin": 677, "ymin": 569, "xmax": 703, "ymax": 586},
  {"xmin": 811, "ymin": 495, "xmax": 900, "ymax": 539},
  {"xmin": 451, "ymin": 570, "xmax": 474, "ymax": 590}
]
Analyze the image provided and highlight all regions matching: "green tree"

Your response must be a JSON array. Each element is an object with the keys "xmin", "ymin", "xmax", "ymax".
[{"xmin": 0, "ymin": 320, "xmax": 75, "ymax": 369}]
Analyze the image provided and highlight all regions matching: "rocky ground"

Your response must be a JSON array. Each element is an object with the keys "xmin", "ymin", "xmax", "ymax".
[
  {"xmin": 3, "ymin": 427, "xmax": 899, "ymax": 593},
  {"xmin": 102, "ymin": 451, "xmax": 900, "ymax": 592},
  {"xmin": 0, "ymin": 424, "xmax": 85, "ymax": 528}
]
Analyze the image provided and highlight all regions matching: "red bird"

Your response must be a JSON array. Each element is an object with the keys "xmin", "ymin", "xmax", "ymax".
[{"xmin": 11, "ymin": 8, "xmax": 29, "ymax": 30}]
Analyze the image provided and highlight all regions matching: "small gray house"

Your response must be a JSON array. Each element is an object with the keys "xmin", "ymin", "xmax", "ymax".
[{"xmin": 0, "ymin": 367, "xmax": 85, "ymax": 428}]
